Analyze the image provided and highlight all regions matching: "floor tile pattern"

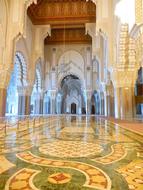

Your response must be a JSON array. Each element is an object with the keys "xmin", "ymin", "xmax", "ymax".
[
  {"xmin": 16, "ymin": 151, "xmax": 111, "ymax": 189},
  {"xmin": 5, "ymin": 168, "xmax": 40, "ymax": 190},
  {"xmin": 93, "ymin": 144, "xmax": 127, "ymax": 164},
  {"xmin": 0, "ymin": 116, "xmax": 142, "ymax": 190},
  {"xmin": 39, "ymin": 140, "xmax": 103, "ymax": 158},
  {"xmin": 117, "ymin": 160, "xmax": 143, "ymax": 190}
]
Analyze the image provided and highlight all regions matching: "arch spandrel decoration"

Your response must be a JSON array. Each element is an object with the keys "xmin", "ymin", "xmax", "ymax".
[{"xmin": 58, "ymin": 50, "xmax": 85, "ymax": 88}]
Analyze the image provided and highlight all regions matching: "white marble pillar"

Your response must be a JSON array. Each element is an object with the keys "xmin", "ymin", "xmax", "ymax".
[
  {"xmin": 120, "ymin": 87, "xmax": 135, "ymax": 119},
  {"xmin": 52, "ymin": 48, "xmax": 56, "ymax": 69},
  {"xmin": 86, "ymin": 47, "xmax": 92, "ymax": 89},
  {"xmin": 86, "ymin": 91, "xmax": 92, "ymax": 115},
  {"xmin": 17, "ymin": 87, "xmax": 26, "ymax": 115},
  {"xmin": 86, "ymin": 47, "xmax": 91, "ymax": 67},
  {"xmin": 104, "ymin": 92, "xmax": 107, "ymax": 116},
  {"xmin": 50, "ymin": 91, "xmax": 56, "ymax": 114},
  {"xmin": 106, "ymin": 95, "xmax": 110, "ymax": 116},
  {"xmin": 34, "ymin": 92, "xmax": 43, "ymax": 115},
  {"xmin": 114, "ymin": 88, "xmax": 121, "ymax": 119}
]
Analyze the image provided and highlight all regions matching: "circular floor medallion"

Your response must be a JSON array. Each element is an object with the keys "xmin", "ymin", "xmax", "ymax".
[{"xmin": 48, "ymin": 173, "xmax": 71, "ymax": 184}]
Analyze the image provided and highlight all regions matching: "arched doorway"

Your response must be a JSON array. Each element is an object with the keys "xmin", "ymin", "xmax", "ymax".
[
  {"xmin": 90, "ymin": 91, "xmax": 100, "ymax": 115},
  {"xmin": 91, "ymin": 95, "xmax": 95, "ymax": 114},
  {"xmin": 6, "ymin": 52, "xmax": 27, "ymax": 116},
  {"xmin": 71, "ymin": 103, "xmax": 76, "ymax": 114},
  {"xmin": 60, "ymin": 75, "xmax": 85, "ymax": 114},
  {"xmin": 6, "ymin": 64, "xmax": 18, "ymax": 115},
  {"xmin": 31, "ymin": 63, "xmax": 42, "ymax": 115}
]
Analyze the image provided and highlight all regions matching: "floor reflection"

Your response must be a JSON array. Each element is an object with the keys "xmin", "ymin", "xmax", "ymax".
[{"xmin": 0, "ymin": 116, "xmax": 143, "ymax": 190}]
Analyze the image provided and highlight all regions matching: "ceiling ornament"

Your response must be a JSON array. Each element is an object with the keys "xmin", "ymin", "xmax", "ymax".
[
  {"xmin": 25, "ymin": 0, "xmax": 37, "ymax": 9},
  {"xmin": 28, "ymin": 0, "xmax": 96, "ymax": 26},
  {"xmin": 86, "ymin": 0, "xmax": 96, "ymax": 4}
]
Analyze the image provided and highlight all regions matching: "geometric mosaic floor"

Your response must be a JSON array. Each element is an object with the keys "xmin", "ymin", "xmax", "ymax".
[{"xmin": 0, "ymin": 116, "xmax": 143, "ymax": 190}]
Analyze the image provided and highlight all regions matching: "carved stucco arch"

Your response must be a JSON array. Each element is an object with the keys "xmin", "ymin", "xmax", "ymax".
[
  {"xmin": 58, "ymin": 50, "xmax": 85, "ymax": 88},
  {"xmin": 58, "ymin": 72, "xmax": 83, "ymax": 90},
  {"xmin": 14, "ymin": 51, "xmax": 28, "ymax": 87}
]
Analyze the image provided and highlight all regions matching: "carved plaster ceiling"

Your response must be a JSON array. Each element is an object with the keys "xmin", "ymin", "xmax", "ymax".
[
  {"xmin": 28, "ymin": 0, "xmax": 95, "ymax": 44},
  {"xmin": 44, "ymin": 28, "xmax": 92, "ymax": 44},
  {"xmin": 27, "ymin": 0, "xmax": 96, "ymax": 28}
]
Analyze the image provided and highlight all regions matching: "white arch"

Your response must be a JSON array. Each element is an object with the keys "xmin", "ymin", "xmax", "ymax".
[
  {"xmin": 15, "ymin": 51, "xmax": 27, "ymax": 87},
  {"xmin": 58, "ymin": 72, "xmax": 83, "ymax": 89},
  {"xmin": 58, "ymin": 50, "xmax": 85, "ymax": 88},
  {"xmin": 34, "ymin": 58, "xmax": 42, "ymax": 92}
]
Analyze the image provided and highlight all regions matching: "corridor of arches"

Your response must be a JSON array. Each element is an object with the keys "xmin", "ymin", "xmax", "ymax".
[
  {"xmin": 0, "ymin": 1, "xmax": 143, "ymax": 190},
  {"xmin": 0, "ymin": 0, "xmax": 143, "ymax": 119}
]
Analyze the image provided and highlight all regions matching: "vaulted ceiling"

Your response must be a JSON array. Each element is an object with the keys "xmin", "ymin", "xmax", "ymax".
[{"xmin": 28, "ymin": 0, "xmax": 95, "ymax": 44}]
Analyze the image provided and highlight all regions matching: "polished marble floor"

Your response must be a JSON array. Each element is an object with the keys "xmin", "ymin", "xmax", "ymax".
[{"xmin": 0, "ymin": 116, "xmax": 143, "ymax": 190}]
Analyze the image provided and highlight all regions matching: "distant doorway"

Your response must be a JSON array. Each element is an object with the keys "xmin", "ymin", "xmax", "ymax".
[
  {"xmin": 91, "ymin": 105, "xmax": 95, "ymax": 114},
  {"xmin": 71, "ymin": 103, "xmax": 76, "ymax": 114}
]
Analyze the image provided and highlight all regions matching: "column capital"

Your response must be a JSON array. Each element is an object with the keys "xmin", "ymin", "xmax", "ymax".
[
  {"xmin": 111, "ymin": 69, "xmax": 138, "ymax": 88},
  {"xmin": 17, "ymin": 87, "xmax": 26, "ymax": 96},
  {"xmin": 85, "ymin": 90, "xmax": 92, "ymax": 99},
  {"xmin": 25, "ymin": 86, "xmax": 33, "ymax": 96},
  {"xmin": 50, "ymin": 90, "xmax": 57, "ymax": 99}
]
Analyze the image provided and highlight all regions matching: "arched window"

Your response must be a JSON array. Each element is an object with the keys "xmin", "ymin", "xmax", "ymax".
[
  {"xmin": 31, "ymin": 63, "xmax": 42, "ymax": 114},
  {"xmin": 6, "ymin": 52, "xmax": 27, "ymax": 116}
]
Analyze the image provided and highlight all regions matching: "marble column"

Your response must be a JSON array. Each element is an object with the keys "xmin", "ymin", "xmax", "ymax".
[
  {"xmin": 43, "ymin": 94, "xmax": 49, "ymax": 114},
  {"xmin": 34, "ymin": 92, "xmax": 43, "ymax": 115},
  {"xmin": 52, "ymin": 48, "xmax": 56, "ymax": 68},
  {"xmin": 95, "ymin": 95, "xmax": 100, "ymax": 115},
  {"xmin": 17, "ymin": 87, "xmax": 26, "ymax": 116},
  {"xmin": 107, "ymin": 95, "xmax": 110, "ymax": 116},
  {"xmin": 25, "ymin": 95, "xmax": 31, "ymax": 115},
  {"xmin": 86, "ymin": 98, "xmax": 91, "ymax": 115},
  {"xmin": 100, "ymin": 98, "xmax": 105, "ymax": 115},
  {"xmin": 39, "ymin": 98, "xmax": 43, "ymax": 114},
  {"xmin": 18, "ymin": 95, "xmax": 25, "ymax": 115},
  {"xmin": 110, "ymin": 95, "xmax": 115, "ymax": 117},
  {"xmin": 85, "ymin": 90, "xmax": 91, "ymax": 115},
  {"xmin": 86, "ymin": 47, "xmax": 91, "ymax": 67},
  {"xmin": 120, "ymin": 87, "xmax": 135, "ymax": 118},
  {"xmin": 114, "ymin": 87, "xmax": 121, "ymax": 119},
  {"xmin": 24, "ymin": 86, "xmax": 33, "ymax": 115},
  {"xmin": 86, "ymin": 47, "xmax": 92, "ymax": 88},
  {"xmin": 50, "ymin": 91, "xmax": 56, "ymax": 114},
  {"xmin": 104, "ymin": 93, "xmax": 107, "ymax": 116},
  {"xmin": 0, "ymin": 88, "xmax": 7, "ymax": 117},
  {"xmin": 50, "ymin": 98, "xmax": 56, "ymax": 114}
]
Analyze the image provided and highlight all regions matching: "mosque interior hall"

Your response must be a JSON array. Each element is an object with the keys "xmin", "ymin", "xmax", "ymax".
[{"xmin": 0, "ymin": 0, "xmax": 143, "ymax": 190}]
